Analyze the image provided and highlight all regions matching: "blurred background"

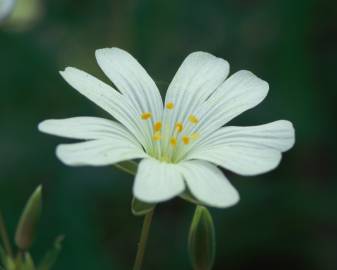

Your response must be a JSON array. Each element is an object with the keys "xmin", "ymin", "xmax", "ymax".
[{"xmin": 0, "ymin": 0, "xmax": 336, "ymax": 269}]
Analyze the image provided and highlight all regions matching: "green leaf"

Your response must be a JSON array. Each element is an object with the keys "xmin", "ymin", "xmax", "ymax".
[
  {"xmin": 114, "ymin": 161, "xmax": 138, "ymax": 176},
  {"xmin": 188, "ymin": 206, "xmax": 216, "ymax": 270},
  {"xmin": 131, "ymin": 198, "xmax": 155, "ymax": 216},
  {"xmin": 37, "ymin": 235, "xmax": 64, "ymax": 270},
  {"xmin": 15, "ymin": 186, "xmax": 42, "ymax": 250}
]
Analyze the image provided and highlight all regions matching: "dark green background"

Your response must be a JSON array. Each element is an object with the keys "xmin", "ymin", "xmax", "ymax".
[{"xmin": 1, "ymin": 0, "xmax": 336, "ymax": 269}]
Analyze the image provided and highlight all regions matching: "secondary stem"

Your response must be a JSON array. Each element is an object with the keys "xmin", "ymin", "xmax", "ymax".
[{"xmin": 132, "ymin": 209, "xmax": 154, "ymax": 270}]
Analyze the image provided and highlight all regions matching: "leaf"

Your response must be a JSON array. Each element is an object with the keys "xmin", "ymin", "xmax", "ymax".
[{"xmin": 37, "ymin": 235, "xmax": 64, "ymax": 270}]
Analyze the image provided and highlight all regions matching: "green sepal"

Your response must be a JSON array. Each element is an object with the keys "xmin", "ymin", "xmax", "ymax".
[
  {"xmin": 180, "ymin": 189, "xmax": 205, "ymax": 206},
  {"xmin": 37, "ymin": 235, "xmax": 64, "ymax": 270},
  {"xmin": 115, "ymin": 162, "xmax": 156, "ymax": 216},
  {"xmin": 15, "ymin": 186, "xmax": 42, "ymax": 251},
  {"xmin": 114, "ymin": 161, "xmax": 138, "ymax": 176},
  {"xmin": 131, "ymin": 198, "xmax": 155, "ymax": 216},
  {"xmin": 188, "ymin": 206, "xmax": 216, "ymax": 270}
]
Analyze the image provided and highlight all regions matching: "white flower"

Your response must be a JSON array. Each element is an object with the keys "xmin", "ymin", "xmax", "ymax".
[
  {"xmin": 0, "ymin": 0, "xmax": 15, "ymax": 22},
  {"xmin": 39, "ymin": 48, "xmax": 295, "ymax": 208}
]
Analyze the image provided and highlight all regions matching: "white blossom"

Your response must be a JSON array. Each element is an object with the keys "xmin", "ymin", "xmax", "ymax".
[{"xmin": 39, "ymin": 48, "xmax": 295, "ymax": 208}]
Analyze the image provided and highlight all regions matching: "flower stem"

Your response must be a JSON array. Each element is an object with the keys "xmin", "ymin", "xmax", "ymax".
[
  {"xmin": 132, "ymin": 209, "xmax": 154, "ymax": 270},
  {"xmin": 0, "ymin": 210, "xmax": 13, "ymax": 257},
  {"xmin": 114, "ymin": 161, "xmax": 154, "ymax": 270}
]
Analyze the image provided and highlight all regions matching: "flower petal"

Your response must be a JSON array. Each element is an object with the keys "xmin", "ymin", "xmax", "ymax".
[
  {"xmin": 198, "ymin": 120, "xmax": 295, "ymax": 151},
  {"xmin": 162, "ymin": 52, "xmax": 229, "ymax": 139},
  {"xmin": 133, "ymin": 158, "xmax": 185, "ymax": 203},
  {"xmin": 187, "ymin": 120, "xmax": 295, "ymax": 176},
  {"xmin": 192, "ymin": 70, "xmax": 269, "ymax": 138},
  {"xmin": 178, "ymin": 160, "xmax": 239, "ymax": 208},
  {"xmin": 56, "ymin": 139, "xmax": 147, "ymax": 166},
  {"xmin": 59, "ymin": 67, "xmax": 153, "ymax": 151},
  {"xmin": 95, "ymin": 48, "xmax": 163, "ymax": 121},
  {"xmin": 189, "ymin": 147, "xmax": 282, "ymax": 176},
  {"xmin": 38, "ymin": 117, "xmax": 139, "ymax": 143}
]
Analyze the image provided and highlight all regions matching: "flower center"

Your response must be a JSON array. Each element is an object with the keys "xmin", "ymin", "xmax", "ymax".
[{"xmin": 140, "ymin": 102, "xmax": 200, "ymax": 163}]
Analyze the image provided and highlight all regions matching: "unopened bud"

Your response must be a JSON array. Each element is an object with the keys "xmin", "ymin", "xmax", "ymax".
[
  {"xmin": 15, "ymin": 185, "xmax": 42, "ymax": 250},
  {"xmin": 188, "ymin": 206, "xmax": 216, "ymax": 270}
]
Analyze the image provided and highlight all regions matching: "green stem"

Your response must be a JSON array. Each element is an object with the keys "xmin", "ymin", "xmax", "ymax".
[
  {"xmin": 115, "ymin": 160, "xmax": 154, "ymax": 270},
  {"xmin": 132, "ymin": 209, "xmax": 154, "ymax": 270},
  {"xmin": 0, "ymin": 211, "xmax": 13, "ymax": 258}
]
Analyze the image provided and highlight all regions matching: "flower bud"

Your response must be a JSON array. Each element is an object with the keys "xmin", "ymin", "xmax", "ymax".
[
  {"xmin": 188, "ymin": 206, "xmax": 216, "ymax": 270},
  {"xmin": 131, "ymin": 197, "xmax": 155, "ymax": 216},
  {"xmin": 15, "ymin": 185, "xmax": 42, "ymax": 250}
]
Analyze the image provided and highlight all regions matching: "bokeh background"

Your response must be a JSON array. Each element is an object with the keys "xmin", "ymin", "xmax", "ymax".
[{"xmin": 1, "ymin": 0, "xmax": 337, "ymax": 269}]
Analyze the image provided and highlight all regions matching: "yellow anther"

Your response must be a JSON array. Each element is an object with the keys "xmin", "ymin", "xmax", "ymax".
[
  {"xmin": 188, "ymin": 115, "xmax": 199, "ymax": 124},
  {"xmin": 153, "ymin": 131, "xmax": 161, "ymax": 141},
  {"xmin": 182, "ymin": 135, "xmax": 190, "ymax": 145},
  {"xmin": 141, "ymin": 112, "xmax": 152, "ymax": 120},
  {"xmin": 154, "ymin": 121, "xmax": 162, "ymax": 131},
  {"xmin": 191, "ymin": 133, "xmax": 200, "ymax": 140},
  {"xmin": 170, "ymin": 137, "xmax": 177, "ymax": 147},
  {"xmin": 175, "ymin": 122, "xmax": 183, "ymax": 133},
  {"xmin": 165, "ymin": 102, "xmax": 174, "ymax": 110}
]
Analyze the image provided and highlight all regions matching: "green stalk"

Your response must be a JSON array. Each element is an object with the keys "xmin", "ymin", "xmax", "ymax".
[
  {"xmin": 132, "ymin": 210, "xmax": 154, "ymax": 270},
  {"xmin": 114, "ymin": 161, "xmax": 155, "ymax": 270}
]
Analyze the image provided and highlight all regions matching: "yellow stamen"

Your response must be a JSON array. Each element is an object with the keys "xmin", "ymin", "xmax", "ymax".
[
  {"xmin": 165, "ymin": 102, "xmax": 174, "ymax": 110},
  {"xmin": 153, "ymin": 131, "xmax": 161, "ymax": 141},
  {"xmin": 141, "ymin": 112, "xmax": 152, "ymax": 120},
  {"xmin": 154, "ymin": 121, "xmax": 162, "ymax": 131},
  {"xmin": 182, "ymin": 135, "xmax": 190, "ymax": 145},
  {"xmin": 175, "ymin": 122, "xmax": 183, "ymax": 133},
  {"xmin": 170, "ymin": 137, "xmax": 177, "ymax": 147},
  {"xmin": 188, "ymin": 115, "xmax": 199, "ymax": 124},
  {"xmin": 191, "ymin": 133, "xmax": 200, "ymax": 140}
]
